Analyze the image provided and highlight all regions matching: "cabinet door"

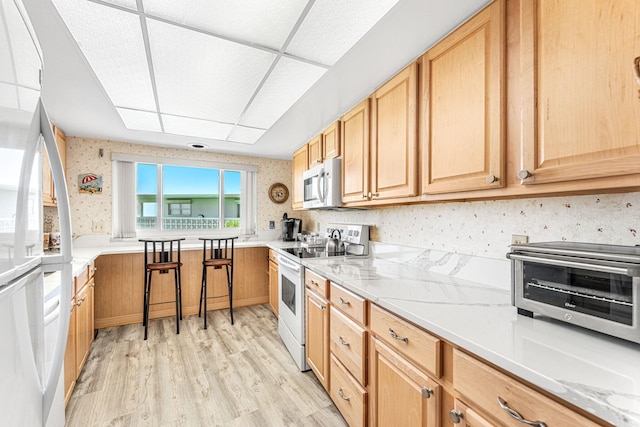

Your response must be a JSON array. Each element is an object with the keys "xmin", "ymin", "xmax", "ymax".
[
  {"xmin": 449, "ymin": 399, "xmax": 495, "ymax": 427},
  {"xmin": 421, "ymin": 0, "xmax": 505, "ymax": 194},
  {"xmin": 341, "ymin": 99, "xmax": 370, "ymax": 204},
  {"xmin": 520, "ymin": 0, "xmax": 640, "ymax": 185},
  {"xmin": 306, "ymin": 289, "xmax": 329, "ymax": 391},
  {"xmin": 370, "ymin": 337, "xmax": 441, "ymax": 427},
  {"xmin": 292, "ymin": 145, "xmax": 309, "ymax": 209},
  {"xmin": 63, "ymin": 299, "xmax": 76, "ymax": 406},
  {"xmin": 371, "ymin": 62, "xmax": 418, "ymax": 200},
  {"xmin": 268, "ymin": 260, "xmax": 279, "ymax": 316},
  {"xmin": 308, "ymin": 134, "xmax": 323, "ymax": 167},
  {"xmin": 87, "ymin": 279, "xmax": 95, "ymax": 347},
  {"xmin": 42, "ymin": 145, "xmax": 55, "ymax": 206},
  {"xmin": 323, "ymin": 121, "xmax": 341, "ymax": 160},
  {"xmin": 75, "ymin": 284, "xmax": 90, "ymax": 375}
]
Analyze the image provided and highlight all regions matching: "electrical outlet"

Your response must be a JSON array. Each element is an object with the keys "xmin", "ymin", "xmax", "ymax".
[
  {"xmin": 269, "ymin": 220, "xmax": 275, "ymax": 229},
  {"xmin": 92, "ymin": 220, "xmax": 104, "ymax": 233},
  {"xmin": 511, "ymin": 234, "xmax": 529, "ymax": 245}
]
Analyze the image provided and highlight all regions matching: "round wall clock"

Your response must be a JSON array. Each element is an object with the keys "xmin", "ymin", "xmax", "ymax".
[{"xmin": 268, "ymin": 183, "xmax": 289, "ymax": 204}]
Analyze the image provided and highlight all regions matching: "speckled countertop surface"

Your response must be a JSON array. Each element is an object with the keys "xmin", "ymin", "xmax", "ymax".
[{"xmin": 268, "ymin": 243, "xmax": 640, "ymax": 427}]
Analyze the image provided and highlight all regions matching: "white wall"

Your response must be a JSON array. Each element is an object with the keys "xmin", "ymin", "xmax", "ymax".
[{"xmin": 305, "ymin": 192, "xmax": 640, "ymax": 260}]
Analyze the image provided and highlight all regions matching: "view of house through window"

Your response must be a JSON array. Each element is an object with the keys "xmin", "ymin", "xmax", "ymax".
[{"xmin": 135, "ymin": 163, "xmax": 242, "ymax": 231}]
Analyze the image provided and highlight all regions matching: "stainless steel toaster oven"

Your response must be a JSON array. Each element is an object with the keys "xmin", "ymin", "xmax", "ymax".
[{"xmin": 507, "ymin": 242, "xmax": 640, "ymax": 344}]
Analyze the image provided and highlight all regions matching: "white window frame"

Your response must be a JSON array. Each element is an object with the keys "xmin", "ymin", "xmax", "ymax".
[{"xmin": 112, "ymin": 153, "xmax": 257, "ymax": 239}]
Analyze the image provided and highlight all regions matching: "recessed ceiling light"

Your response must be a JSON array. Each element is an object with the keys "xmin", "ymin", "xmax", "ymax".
[{"xmin": 188, "ymin": 143, "xmax": 208, "ymax": 149}]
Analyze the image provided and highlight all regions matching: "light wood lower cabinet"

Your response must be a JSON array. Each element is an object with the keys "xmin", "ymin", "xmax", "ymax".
[
  {"xmin": 370, "ymin": 336, "xmax": 441, "ymax": 426},
  {"xmin": 330, "ymin": 354, "xmax": 367, "ymax": 427},
  {"xmin": 94, "ymin": 247, "xmax": 269, "ymax": 329},
  {"xmin": 448, "ymin": 399, "xmax": 494, "ymax": 427},
  {"xmin": 64, "ymin": 260, "xmax": 96, "ymax": 406},
  {"xmin": 268, "ymin": 249, "xmax": 278, "ymax": 316},
  {"xmin": 453, "ymin": 349, "xmax": 604, "ymax": 426},
  {"xmin": 306, "ymin": 288, "xmax": 329, "ymax": 391}
]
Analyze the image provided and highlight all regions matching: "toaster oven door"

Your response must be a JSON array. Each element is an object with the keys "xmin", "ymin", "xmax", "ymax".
[{"xmin": 519, "ymin": 262, "xmax": 634, "ymax": 325}]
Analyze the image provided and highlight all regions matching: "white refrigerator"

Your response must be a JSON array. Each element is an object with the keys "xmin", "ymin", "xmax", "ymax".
[{"xmin": 0, "ymin": 0, "xmax": 73, "ymax": 426}]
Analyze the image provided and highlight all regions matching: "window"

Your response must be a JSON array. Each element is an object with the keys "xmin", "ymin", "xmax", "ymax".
[{"xmin": 113, "ymin": 154, "xmax": 257, "ymax": 237}]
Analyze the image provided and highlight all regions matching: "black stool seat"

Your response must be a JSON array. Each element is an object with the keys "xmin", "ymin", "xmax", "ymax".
[
  {"xmin": 140, "ymin": 238, "xmax": 184, "ymax": 340},
  {"xmin": 199, "ymin": 237, "xmax": 237, "ymax": 328}
]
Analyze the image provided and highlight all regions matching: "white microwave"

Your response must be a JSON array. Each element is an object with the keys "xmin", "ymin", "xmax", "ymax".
[{"xmin": 302, "ymin": 158, "xmax": 342, "ymax": 209}]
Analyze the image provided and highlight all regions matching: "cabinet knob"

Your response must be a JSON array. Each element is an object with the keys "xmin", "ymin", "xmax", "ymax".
[
  {"xmin": 421, "ymin": 387, "xmax": 433, "ymax": 398},
  {"xmin": 634, "ymin": 56, "xmax": 640, "ymax": 86},
  {"xmin": 362, "ymin": 193, "xmax": 368, "ymax": 199},
  {"xmin": 518, "ymin": 170, "xmax": 532, "ymax": 180},
  {"xmin": 449, "ymin": 410, "xmax": 463, "ymax": 424},
  {"xmin": 485, "ymin": 174, "xmax": 498, "ymax": 184}
]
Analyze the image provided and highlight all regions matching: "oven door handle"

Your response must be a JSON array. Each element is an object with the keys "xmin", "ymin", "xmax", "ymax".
[
  {"xmin": 278, "ymin": 255, "xmax": 301, "ymax": 272},
  {"xmin": 507, "ymin": 253, "xmax": 638, "ymax": 276}
]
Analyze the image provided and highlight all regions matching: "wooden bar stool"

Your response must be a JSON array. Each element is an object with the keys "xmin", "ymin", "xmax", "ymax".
[
  {"xmin": 140, "ymin": 237, "xmax": 185, "ymax": 340},
  {"xmin": 198, "ymin": 237, "xmax": 237, "ymax": 329}
]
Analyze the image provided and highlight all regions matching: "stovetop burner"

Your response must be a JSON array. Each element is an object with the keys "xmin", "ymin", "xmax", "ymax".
[{"xmin": 281, "ymin": 247, "xmax": 345, "ymax": 259}]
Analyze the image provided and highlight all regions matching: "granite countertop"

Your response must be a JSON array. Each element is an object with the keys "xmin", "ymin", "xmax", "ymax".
[{"xmin": 269, "ymin": 244, "xmax": 640, "ymax": 427}]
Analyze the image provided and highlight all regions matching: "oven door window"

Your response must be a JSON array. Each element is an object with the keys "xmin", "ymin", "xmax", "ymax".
[
  {"xmin": 523, "ymin": 262, "xmax": 633, "ymax": 325},
  {"xmin": 281, "ymin": 274, "xmax": 296, "ymax": 315}
]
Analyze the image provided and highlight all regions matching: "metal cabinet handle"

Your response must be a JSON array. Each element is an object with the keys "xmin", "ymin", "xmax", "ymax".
[
  {"xmin": 388, "ymin": 328, "xmax": 409, "ymax": 343},
  {"xmin": 371, "ymin": 192, "xmax": 379, "ymax": 198},
  {"xmin": 338, "ymin": 336, "xmax": 350, "ymax": 347},
  {"xmin": 310, "ymin": 280, "xmax": 318, "ymax": 286},
  {"xmin": 361, "ymin": 193, "xmax": 368, "ymax": 199},
  {"xmin": 518, "ymin": 170, "xmax": 532, "ymax": 180},
  {"xmin": 92, "ymin": 267, "xmax": 98, "ymax": 271},
  {"xmin": 449, "ymin": 410, "xmax": 463, "ymax": 424},
  {"xmin": 635, "ymin": 56, "xmax": 640, "ymax": 85},
  {"xmin": 421, "ymin": 387, "xmax": 433, "ymax": 398},
  {"xmin": 338, "ymin": 297, "xmax": 350, "ymax": 306},
  {"xmin": 338, "ymin": 387, "xmax": 350, "ymax": 401},
  {"xmin": 497, "ymin": 397, "xmax": 547, "ymax": 427},
  {"xmin": 485, "ymin": 174, "xmax": 498, "ymax": 184}
]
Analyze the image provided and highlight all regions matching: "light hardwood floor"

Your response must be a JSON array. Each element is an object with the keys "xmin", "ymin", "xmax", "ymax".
[{"xmin": 66, "ymin": 305, "xmax": 347, "ymax": 426}]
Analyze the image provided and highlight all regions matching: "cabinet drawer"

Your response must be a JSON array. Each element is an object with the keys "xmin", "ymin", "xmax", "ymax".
[
  {"xmin": 369, "ymin": 304, "xmax": 441, "ymax": 378},
  {"xmin": 74, "ymin": 265, "xmax": 89, "ymax": 295},
  {"xmin": 305, "ymin": 269, "xmax": 328, "ymax": 299},
  {"xmin": 330, "ymin": 283, "xmax": 366, "ymax": 325},
  {"xmin": 330, "ymin": 308, "xmax": 367, "ymax": 386},
  {"xmin": 330, "ymin": 354, "xmax": 367, "ymax": 427},
  {"xmin": 268, "ymin": 249, "xmax": 278, "ymax": 264},
  {"xmin": 453, "ymin": 349, "xmax": 604, "ymax": 427}
]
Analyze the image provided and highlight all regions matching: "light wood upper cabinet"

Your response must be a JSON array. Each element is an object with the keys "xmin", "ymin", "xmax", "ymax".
[
  {"xmin": 421, "ymin": 0, "xmax": 505, "ymax": 194},
  {"xmin": 292, "ymin": 145, "xmax": 308, "ymax": 209},
  {"xmin": 519, "ymin": 0, "xmax": 640, "ymax": 185},
  {"xmin": 371, "ymin": 62, "xmax": 419, "ymax": 200},
  {"xmin": 43, "ymin": 125, "xmax": 66, "ymax": 207},
  {"xmin": 307, "ymin": 134, "xmax": 323, "ymax": 167},
  {"xmin": 322, "ymin": 121, "xmax": 341, "ymax": 160},
  {"xmin": 341, "ymin": 99, "xmax": 370, "ymax": 204}
]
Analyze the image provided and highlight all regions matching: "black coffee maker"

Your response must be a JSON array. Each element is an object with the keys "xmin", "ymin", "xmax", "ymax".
[{"xmin": 281, "ymin": 213, "xmax": 302, "ymax": 241}]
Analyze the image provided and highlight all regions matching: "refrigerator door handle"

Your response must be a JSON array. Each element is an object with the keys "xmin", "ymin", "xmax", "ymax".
[{"xmin": 39, "ymin": 100, "xmax": 72, "ymax": 265}]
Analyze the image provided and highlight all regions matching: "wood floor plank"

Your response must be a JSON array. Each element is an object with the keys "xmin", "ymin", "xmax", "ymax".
[{"xmin": 66, "ymin": 305, "xmax": 347, "ymax": 426}]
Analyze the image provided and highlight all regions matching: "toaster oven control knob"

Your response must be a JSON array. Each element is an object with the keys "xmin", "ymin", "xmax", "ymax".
[
  {"xmin": 448, "ymin": 410, "xmax": 463, "ymax": 424},
  {"xmin": 564, "ymin": 313, "xmax": 573, "ymax": 321},
  {"xmin": 518, "ymin": 169, "xmax": 532, "ymax": 180}
]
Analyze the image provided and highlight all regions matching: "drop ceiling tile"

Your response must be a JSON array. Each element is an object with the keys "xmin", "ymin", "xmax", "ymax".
[
  {"xmin": 286, "ymin": 0, "xmax": 400, "ymax": 66},
  {"xmin": 227, "ymin": 126, "xmax": 265, "ymax": 144},
  {"xmin": 162, "ymin": 114, "xmax": 233, "ymax": 140},
  {"xmin": 142, "ymin": 0, "xmax": 307, "ymax": 50},
  {"xmin": 116, "ymin": 107, "xmax": 161, "ymax": 132},
  {"xmin": 51, "ymin": 0, "xmax": 156, "ymax": 111},
  {"xmin": 5, "ymin": 0, "xmax": 41, "ymax": 88},
  {"xmin": 147, "ymin": 18, "xmax": 276, "ymax": 124},
  {"xmin": 0, "ymin": 83, "xmax": 19, "ymax": 110},
  {"xmin": 240, "ymin": 56, "xmax": 326, "ymax": 129}
]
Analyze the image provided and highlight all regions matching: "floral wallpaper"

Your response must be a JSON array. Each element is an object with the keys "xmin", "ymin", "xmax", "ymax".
[
  {"xmin": 63, "ymin": 137, "xmax": 297, "ymax": 237},
  {"xmin": 59, "ymin": 136, "xmax": 640, "ymax": 259},
  {"xmin": 306, "ymin": 192, "xmax": 640, "ymax": 260}
]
